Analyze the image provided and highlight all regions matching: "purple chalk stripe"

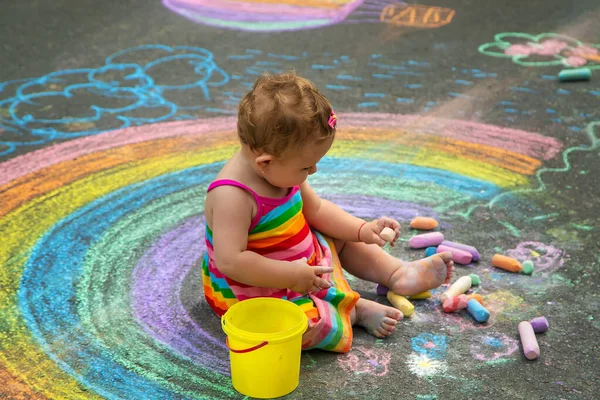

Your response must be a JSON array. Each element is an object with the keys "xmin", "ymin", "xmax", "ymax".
[
  {"xmin": 376, "ymin": 284, "xmax": 389, "ymax": 296},
  {"xmin": 132, "ymin": 215, "xmax": 230, "ymax": 375}
]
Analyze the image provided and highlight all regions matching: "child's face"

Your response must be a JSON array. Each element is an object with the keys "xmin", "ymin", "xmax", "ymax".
[{"xmin": 263, "ymin": 137, "xmax": 333, "ymax": 188}]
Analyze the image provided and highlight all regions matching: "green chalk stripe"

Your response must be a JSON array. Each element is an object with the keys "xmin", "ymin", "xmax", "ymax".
[{"xmin": 558, "ymin": 68, "xmax": 591, "ymax": 82}]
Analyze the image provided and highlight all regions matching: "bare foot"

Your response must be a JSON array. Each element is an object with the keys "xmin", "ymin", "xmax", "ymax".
[
  {"xmin": 354, "ymin": 298, "xmax": 403, "ymax": 338},
  {"xmin": 387, "ymin": 252, "xmax": 454, "ymax": 296}
]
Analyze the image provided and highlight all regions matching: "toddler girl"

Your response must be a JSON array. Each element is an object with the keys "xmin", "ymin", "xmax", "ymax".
[{"xmin": 202, "ymin": 73, "xmax": 453, "ymax": 352}]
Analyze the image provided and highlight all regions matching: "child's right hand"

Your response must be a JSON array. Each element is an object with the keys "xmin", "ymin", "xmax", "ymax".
[{"xmin": 289, "ymin": 258, "xmax": 333, "ymax": 294}]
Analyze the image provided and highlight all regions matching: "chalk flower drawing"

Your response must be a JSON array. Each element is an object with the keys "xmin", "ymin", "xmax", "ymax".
[
  {"xmin": 478, "ymin": 32, "xmax": 600, "ymax": 69},
  {"xmin": 506, "ymin": 241, "xmax": 566, "ymax": 273},
  {"xmin": 337, "ymin": 346, "xmax": 391, "ymax": 376},
  {"xmin": 410, "ymin": 332, "xmax": 448, "ymax": 360},
  {"xmin": 470, "ymin": 334, "xmax": 518, "ymax": 361},
  {"xmin": 406, "ymin": 353, "xmax": 448, "ymax": 378}
]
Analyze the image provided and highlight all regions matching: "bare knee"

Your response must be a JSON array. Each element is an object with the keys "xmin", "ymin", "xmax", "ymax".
[{"xmin": 334, "ymin": 238, "xmax": 348, "ymax": 256}]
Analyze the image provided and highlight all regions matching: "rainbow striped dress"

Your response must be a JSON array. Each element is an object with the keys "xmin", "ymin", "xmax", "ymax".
[{"xmin": 202, "ymin": 179, "xmax": 360, "ymax": 353}]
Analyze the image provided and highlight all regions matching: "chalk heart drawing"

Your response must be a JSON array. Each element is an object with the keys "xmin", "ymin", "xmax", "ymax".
[
  {"xmin": 162, "ymin": 0, "xmax": 455, "ymax": 32},
  {"xmin": 337, "ymin": 346, "xmax": 391, "ymax": 376},
  {"xmin": 470, "ymin": 333, "xmax": 519, "ymax": 361},
  {"xmin": 0, "ymin": 44, "xmax": 229, "ymax": 157},
  {"xmin": 0, "ymin": 113, "xmax": 573, "ymax": 398},
  {"xmin": 479, "ymin": 32, "xmax": 600, "ymax": 69}
]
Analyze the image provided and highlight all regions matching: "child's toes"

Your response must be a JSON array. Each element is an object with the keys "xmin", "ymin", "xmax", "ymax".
[{"xmin": 386, "ymin": 308, "xmax": 403, "ymax": 322}]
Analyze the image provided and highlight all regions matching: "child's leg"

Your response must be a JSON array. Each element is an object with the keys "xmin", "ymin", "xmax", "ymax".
[{"xmin": 334, "ymin": 240, "xmax": 454, "ymax": 296}]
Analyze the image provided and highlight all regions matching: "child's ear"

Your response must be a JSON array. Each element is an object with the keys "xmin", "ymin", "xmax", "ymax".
[{"xmin": 255, "ymin": 153, "xmax": 275, "ymax": 174}]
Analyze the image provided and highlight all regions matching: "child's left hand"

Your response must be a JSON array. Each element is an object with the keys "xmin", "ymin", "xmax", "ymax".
[{"xmin": 359, "ymin": 217, "xmax": 401, "ymax": 247}]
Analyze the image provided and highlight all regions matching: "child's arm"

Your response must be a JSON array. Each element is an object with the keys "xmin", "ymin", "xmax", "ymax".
[
  {"xmin": 300, "ymin": 181, "xmax": 400, "ymax": 246},
  {"xmin": 210, "ymin": 186, "xmax": 332, "ymax": 292}
]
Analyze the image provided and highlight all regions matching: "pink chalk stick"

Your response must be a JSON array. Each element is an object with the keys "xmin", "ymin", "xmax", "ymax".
[
  {"xmin": 530, "ymin": 316, "xmax": 549, "ymax": 333},
  {"xmin": 409, "ymin": 232, "xmax": 444, "ymax": 249},
  {"xmin": 440, "ymin": 240, "xmax": 480, "ymax": 261},
  {"xmin": 442, "ymin": 294, "xmax": 468, "ymax": 313},
  {"xmin": 518, "ymin": 321, "xmax": 540, "ymax": 360},
  {"xmin": 437, "ymin": 244, "xmax": 473, "ymax": 265}
]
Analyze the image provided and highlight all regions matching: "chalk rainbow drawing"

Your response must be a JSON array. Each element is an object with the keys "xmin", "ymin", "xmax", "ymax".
[
  {"xmin": 0, "ymin": 112, "xmax": 571, "ymax": 397},
  {"xmin": 161, "ymin": 0, "xmax": 455, "ymax": 32},
  {"xmin": 479, "ymin": 32, "xmax": 600, "ymax": 69}
]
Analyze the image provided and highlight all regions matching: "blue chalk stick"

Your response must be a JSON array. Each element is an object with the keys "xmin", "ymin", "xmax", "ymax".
[
  {"xmin": 558, "ymin": 68, "xmax": 591, "ymax": 82},
  {"xmin": 425, "ymin": 246, "xmax": 437, "ymax": 257},
  {"xmin": 466, "ymin": 299, "xmax": 490, "ymax": 323}
]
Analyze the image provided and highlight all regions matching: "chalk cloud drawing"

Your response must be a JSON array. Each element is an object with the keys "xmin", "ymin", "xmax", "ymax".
[
  {"xmin": 162, "ymin": 0, "xmax": 455, "ymax": 32},
  {"xmin": 479, "ymin": 32, "xmax": 600, "ymax": 69},
  {"xmin": 0, "ymin": 44, "xmax": 229, "ymax": 157}
]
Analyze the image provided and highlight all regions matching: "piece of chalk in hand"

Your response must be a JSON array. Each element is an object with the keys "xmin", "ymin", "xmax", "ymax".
[
  {"xmin": 558, "ymin": 68, "xmax": 591, "ymax": 82},
  {"xmin": 409, "ymin": 232, "xmax": 444, "ymax": 249},
  {"xmin": 466, "ymin": 298, "xmax": 490, "ymax": 323},
  {"xmin": 530, "ymin": 316, "xmax": 549, "ymax": 333},
  {"xmin": 410, "ymin": 217, "xmax": 439, "ymax": 230},
  {"xmin": 380, "ymin": 227, "xmax": 396, "ymax": 243},
  {"xmin": 437, "ymin": 244, "xmax": 473, "ymax": 265},
  {"xmin": 518, "ymin": 321, "xmax": 540, "ymax": 360}
]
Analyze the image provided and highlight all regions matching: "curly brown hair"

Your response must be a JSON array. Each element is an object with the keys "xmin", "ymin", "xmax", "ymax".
[{"xmin": 237, "ymin": 72, "xmax": 335, "ymax": 158}]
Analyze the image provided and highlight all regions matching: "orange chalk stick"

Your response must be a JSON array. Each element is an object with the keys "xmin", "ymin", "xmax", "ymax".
[
  {"xmin": 466, "ymin": 294, "xmax": 483, "ymax": 305},
  {"xmin": 492, "ymin": 254, "xmax": 522, "ymax": 273},
  {"xmin": 410, "ymin": 217, "xmax": 439, "ymax": 230}
]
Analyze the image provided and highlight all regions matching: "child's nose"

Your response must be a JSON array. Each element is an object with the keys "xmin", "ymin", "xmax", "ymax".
[{"xmin": 309, "ymin": 165, "xmax": 317, "ymax": 175}]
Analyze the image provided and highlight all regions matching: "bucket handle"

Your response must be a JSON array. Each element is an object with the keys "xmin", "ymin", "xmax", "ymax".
[{"xmin": 226, "ymin": 338, "xmax": 268, "ymax": 353}]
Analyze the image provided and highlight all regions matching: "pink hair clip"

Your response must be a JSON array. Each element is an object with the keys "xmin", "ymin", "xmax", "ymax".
[{"xmin": 328, "ymin": 109, "xmax": 337, "ymax": 130}]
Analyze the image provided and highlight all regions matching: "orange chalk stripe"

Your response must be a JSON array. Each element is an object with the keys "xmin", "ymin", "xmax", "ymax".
[
  {"xmin": 466, "ymin": 294, "xmax": 483, "ymax": 305},
  {"xmin": 410, "ymin": 217, "xmax": 439, "ymax": 230},
  {"xmin": 492, "ymin": 254, "xmax": 522, "ymax": 272}
]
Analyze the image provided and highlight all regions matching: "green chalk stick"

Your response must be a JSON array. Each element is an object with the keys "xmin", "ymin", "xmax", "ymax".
[
  {"xmin": 469, "ymin": 274, "xmax": 481, "ymax": 285},
  {"xmin": 522, "ymin": 260, "xmax": 534, "ymax": 275},
  {"xmin": 558, "ymin": 68, "xmax": 591, "ymax": 82}
]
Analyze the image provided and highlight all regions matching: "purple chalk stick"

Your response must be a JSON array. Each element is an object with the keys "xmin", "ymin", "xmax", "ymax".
[
  {"xmin": 437, "ymin": 244, "xmax": 473, "ymax": 265},
  {"xmin": 530, "ymin": 316, "xmax": 549, "ymax": 333},
  {"xmin": 409, "ymin": 232, "xmax": 444, "ymax": 249},
  {"xmin": 441, "ymin": 240, "xmax": 480, "ymax": 261},
  {"xmin": 376, "ymin": 284, "xmax": 389, "ymax": 296}
]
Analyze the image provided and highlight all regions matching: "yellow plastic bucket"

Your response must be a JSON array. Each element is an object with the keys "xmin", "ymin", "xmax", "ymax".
[{"xmin": 221, "ymin": 297, "xmax": 308, "ymax": 399}]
